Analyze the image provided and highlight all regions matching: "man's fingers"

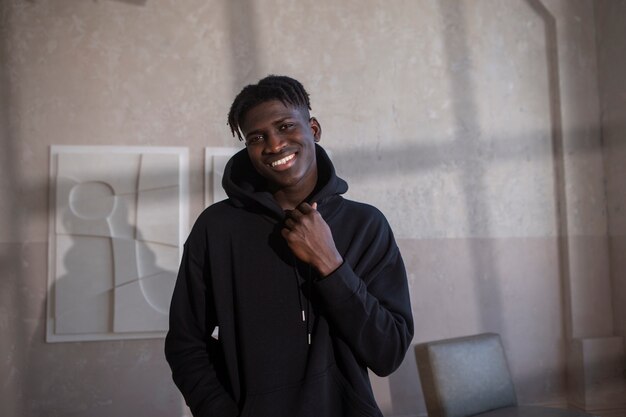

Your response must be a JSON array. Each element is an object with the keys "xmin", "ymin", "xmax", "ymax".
[
  {"xmin": 288, "ymin": 202, "xmax": 318, "ymax": 219},
  {"xmin": 286, "ymin": 208, "xmax": 303, "ymax": 221},
  {"xmin": 297, "ymin": 202, "xmax": 314, "ymax": 214},
  {"xmin": 285, "ymin": 202, "xmax": 319, "ymax": 231}
]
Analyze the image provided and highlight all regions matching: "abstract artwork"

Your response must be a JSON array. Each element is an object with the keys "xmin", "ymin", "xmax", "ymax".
[
  {"xmin": 204, "ymin": 147, "xmax": 241, "ymax": 207},
  {"xmin": 47, "ymin": 146, "xmax": 188, "ymax": 342}
]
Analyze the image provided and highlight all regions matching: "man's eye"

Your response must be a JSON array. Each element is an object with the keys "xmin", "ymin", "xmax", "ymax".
[
  {"xmin": 280, "ymin": 123, "xmax": 294, "ymax": 131},
  {"xmin": 246, "ymin": 135, "xmax": 263, "ymax": 145}
]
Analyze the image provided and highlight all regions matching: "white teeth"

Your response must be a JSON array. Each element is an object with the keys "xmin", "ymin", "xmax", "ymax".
[{"xmin": 270, "ymin": 154, "xmax": 295, "ymax": 167}]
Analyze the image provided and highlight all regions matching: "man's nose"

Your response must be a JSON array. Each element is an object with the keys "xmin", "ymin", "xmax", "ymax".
[{"xmin": 264, "ymin": 132, "xmax": 286, "ymax": 153}]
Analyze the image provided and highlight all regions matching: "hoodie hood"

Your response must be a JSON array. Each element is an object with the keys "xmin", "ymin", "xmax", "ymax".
[{"xmin": 222, "ymin": 144, "xmax": 348, "ymax": 219}]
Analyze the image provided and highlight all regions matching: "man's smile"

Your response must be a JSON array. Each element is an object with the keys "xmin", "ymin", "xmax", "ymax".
[{"xmin": 269, "ymin": 153, "xmax": 297, "ymax": 170}]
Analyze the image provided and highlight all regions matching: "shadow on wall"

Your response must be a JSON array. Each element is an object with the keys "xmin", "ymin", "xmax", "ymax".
[
  {"xmin": 386, "ymin": 0, "xmax": 568, "ymax": 413},
  {"xmin": 20, "ymin": 206, "xmax": 178, "ymax": 417},
  {"xmin": 385, "ymin": 1, "xmax": 506, "ymax": 412},
  {"xmin": 0, "ymin": 1, "xmax": 27, "ymax": 416},
  {"xmin": 438, "ymin": 0, "xmax": 505, "ymax": 330},
  {"xmin": 525, "ymin": 0, "xmax": 574, "ymax": 396},
  {"xmin": 0, "ymin": 3, "xmax": 183, "ymax": 417},
  {"xmin": 106, "ymin": 0, "xmax": 148, "ymax": 6},
  {"xmin": 226, "ymin": 0, "xmax": 262, "ymax": 96},
  {"xmin": 21, "ymin": 0, "xmax": 148, "ymax": 5},
  {"xmin": 50, "ymin": 200, "xmax": 175, "ymax": 341}
]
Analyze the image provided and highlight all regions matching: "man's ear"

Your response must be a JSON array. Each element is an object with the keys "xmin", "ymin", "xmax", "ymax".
[{"xmin": 310, "ymin": 117, "xmax": 322, "ymax": 142}]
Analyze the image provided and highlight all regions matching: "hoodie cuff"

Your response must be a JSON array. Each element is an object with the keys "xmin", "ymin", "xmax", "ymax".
[{"xmin": 313, "ymin": 261, "xmax": 363, "ymax": 307}]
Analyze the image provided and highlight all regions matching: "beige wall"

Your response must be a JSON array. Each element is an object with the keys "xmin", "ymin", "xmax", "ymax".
[
  {"xmin": 0, "ymin": 0, "xmax": 622, "ymax": 416},
  {"xmin": 596, "ymin": 0, "xmax": 626, "ymax": 341}
]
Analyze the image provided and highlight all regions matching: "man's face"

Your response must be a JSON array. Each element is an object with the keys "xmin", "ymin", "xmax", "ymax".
[{"xmin": 240, "ymin": 100, "xmax": 321, "ymax": 193}]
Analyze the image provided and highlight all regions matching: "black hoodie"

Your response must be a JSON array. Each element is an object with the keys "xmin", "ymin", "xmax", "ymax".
[{"xmin": 165, "ymin": 145, "xmax": 413, "ymax": 417}]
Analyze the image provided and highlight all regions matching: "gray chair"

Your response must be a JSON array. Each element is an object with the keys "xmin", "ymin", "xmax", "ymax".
[{"xmin": 414, "ymin": 333, "xmax": 596, "ymax": 417}]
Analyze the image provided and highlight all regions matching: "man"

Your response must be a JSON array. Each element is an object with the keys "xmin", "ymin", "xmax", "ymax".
[{"xmin": 165, "ymin": 75, "xmax": 413, "ymax": 417}]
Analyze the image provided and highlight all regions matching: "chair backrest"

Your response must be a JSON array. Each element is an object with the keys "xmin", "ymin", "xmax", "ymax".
[{"xmin": 415, "ymin": 333, "xmax": 518, "ymax": 417}]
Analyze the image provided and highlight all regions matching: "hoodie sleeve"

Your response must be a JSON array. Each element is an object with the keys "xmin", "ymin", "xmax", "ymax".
[
  {"xmin": 164, "ymin": 222, "xmax": 239, "ymax": 417},
  {"xmin": 313, "ymin": 210, "xmax": 414, "ymax": 377}
]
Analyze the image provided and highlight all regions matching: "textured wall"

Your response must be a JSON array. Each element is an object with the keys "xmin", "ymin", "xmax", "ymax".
[
  {"xmin": 0, "ymin": 0, "xmax": 617, "ymax": 416},
  {"xmin": 596, "ymin": 0, "xmax": 626, "ymax": 341}
]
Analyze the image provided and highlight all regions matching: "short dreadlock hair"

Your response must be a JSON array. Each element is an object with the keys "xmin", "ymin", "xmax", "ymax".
[{"xmin": 227, "ymin": 75, "xmax": 312, "ymax": 141}]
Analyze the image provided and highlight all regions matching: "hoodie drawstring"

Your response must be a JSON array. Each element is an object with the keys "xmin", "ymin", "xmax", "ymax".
[{"xmin": 292, "ymin": 257, "xmax": 311, "ymax": 345}]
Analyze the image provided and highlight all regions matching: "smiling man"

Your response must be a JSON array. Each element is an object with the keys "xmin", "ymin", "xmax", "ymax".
[{"xmin": 165, "ymin": 75, "xmax": 413, "ymax": 417}]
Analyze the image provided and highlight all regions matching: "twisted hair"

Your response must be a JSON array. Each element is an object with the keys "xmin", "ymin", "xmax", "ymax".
[{"xmin": 227, "ymin": 75, "xmax": 312, "ymax": 141}]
